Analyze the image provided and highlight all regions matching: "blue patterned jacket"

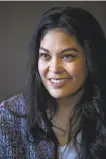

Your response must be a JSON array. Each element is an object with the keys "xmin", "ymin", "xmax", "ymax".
[{"xmin": 0, "ymin": 93, "xmax": 55, "ymax": 159}]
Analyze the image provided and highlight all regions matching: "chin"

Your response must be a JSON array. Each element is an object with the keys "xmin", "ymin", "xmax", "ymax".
[
  {"xmin": 51, "ymin": 95, "xmax": 64, "ymax": 99},
  {"xmin": 49, "ymin": 91, "xmax": 71, "ymax": 99}
]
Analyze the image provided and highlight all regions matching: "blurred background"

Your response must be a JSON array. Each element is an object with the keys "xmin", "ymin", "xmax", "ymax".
[{"xmin": 0, "ymin": 1, "xmax": 106, "ymax": 102}]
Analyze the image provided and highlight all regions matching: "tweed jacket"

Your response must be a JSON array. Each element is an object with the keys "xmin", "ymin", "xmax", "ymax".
[{"xmin": 0, "ymin": 93, "xmax": 55, "ymax": 159}]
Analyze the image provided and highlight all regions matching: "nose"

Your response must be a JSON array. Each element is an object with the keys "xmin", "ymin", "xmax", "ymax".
[{"xmin": 49, "ymin": 57, "xmax": 63, "ymax": 73}]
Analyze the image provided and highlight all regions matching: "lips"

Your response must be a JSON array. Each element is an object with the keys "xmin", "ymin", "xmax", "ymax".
[
  {"xmin": 48, "ymin": 78, "xmax": 71, "ymax": 88},
  {"xmin": 50, "ymin": 78, "xmax": 69, "ymax": 83}
]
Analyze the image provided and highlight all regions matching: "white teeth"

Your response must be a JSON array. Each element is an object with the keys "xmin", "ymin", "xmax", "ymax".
[{"xmin": 50, "ymin": 79, "xmax": 67, "ymax": 83}]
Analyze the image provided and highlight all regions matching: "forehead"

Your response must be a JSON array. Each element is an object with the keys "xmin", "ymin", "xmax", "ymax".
[
  {"xmin": 39, "ymin": 29, "xmax": 83, "ymax": 52},
  {"xmin": 41, "ymin": 29, "xmax": 76, "ymax": 43}
]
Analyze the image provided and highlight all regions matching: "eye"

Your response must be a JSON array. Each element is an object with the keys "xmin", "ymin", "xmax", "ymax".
[
  {"xmin": 39, "ymin": 53, "xmax": 51, "ymax": 61},
  {"xmin": 62, "ymin": 54, "xmax": 75, "ymax": 61}
]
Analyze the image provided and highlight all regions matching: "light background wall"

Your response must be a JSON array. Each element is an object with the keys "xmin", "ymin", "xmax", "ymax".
[{"xmin": 0, "ymin": 1, "xmax": 106, "ymax": 102}]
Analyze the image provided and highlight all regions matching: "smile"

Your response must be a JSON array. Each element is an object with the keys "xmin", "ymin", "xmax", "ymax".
[
  {"xmin": 50, "ymin": 78, "xmax": 69, "ymax": 83},
  {"xmin": 48, "ymin": 78, "xmax": 71, "ymax": 88}
]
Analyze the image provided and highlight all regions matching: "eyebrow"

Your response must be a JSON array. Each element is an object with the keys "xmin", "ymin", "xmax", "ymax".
[{"xmin": 39, "ymin": 47, "xmax": 79, "ymax": 54}]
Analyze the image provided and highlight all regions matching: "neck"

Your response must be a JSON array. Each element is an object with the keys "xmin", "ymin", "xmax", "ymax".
[
  {"xmin": 56, "ymin": 89, "xmax": 84, "ymax": 120},
  {"xmin": 47, "ymin": 89, "xmax": 84, "ymax": 135},
  {"xmin": 49, "ymin": 90, "xmax": 84, "ymax": 145}
]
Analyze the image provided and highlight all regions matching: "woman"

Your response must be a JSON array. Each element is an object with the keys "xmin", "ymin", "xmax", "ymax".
[{"xmin": 0, "ymin": 6, "xmax": 106, "ymax": 159}]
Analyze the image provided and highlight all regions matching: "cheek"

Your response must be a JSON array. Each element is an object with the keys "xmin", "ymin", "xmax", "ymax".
[
  {"xmin": 38, "ymin": 60, "xmax": 43, "ymax": 77},
  {"xmin": 75, "ymin": 64, "xmax": 86, "ymax": 76},
  {"xmin": 67, "ymin": 60, "xmax": 86, "ymax": 77},
  {"xmin": 38, "ymin": 60, "xmax": 47, "ymax": 78}
]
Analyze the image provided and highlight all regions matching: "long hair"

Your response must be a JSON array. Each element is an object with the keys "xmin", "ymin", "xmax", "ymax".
[{"xmin": 26, "ymin": 6, "xmax": 106, "ymax": 158}]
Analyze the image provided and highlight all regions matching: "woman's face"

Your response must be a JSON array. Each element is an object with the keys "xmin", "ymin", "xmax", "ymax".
[{"xmin": 38, "ymin": 29, "xmax": 87, "ymax": 99}]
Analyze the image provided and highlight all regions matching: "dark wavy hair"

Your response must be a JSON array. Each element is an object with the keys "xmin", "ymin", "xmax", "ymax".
[{"xmin": 26, "ymin": 6, "xmax": 106, "ymax": 158}]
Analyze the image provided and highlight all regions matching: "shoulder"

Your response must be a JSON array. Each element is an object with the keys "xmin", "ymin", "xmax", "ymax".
[
  {"xmin": 0, "ymin": 93, "xmax": 27, "ymax": 157},
  {"xmin": 0, "ymin": 94, "xmax": 55, "ymax": 158},
  {"xmin": 0, "ymin": 93, "xmax": 27, "ymax": 130},
  {"xmin": 0, "ymin": 92, "xmax": 27, "ymax": 133},
  {"xmin": 0, "ymin": 93, "xmax": 26, "ymax": 116}
]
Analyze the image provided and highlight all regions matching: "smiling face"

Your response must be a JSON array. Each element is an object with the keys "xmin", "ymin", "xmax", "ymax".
[{"xmin": 38, "ymin": 29, "xmax": 87, "ymax": 99}]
